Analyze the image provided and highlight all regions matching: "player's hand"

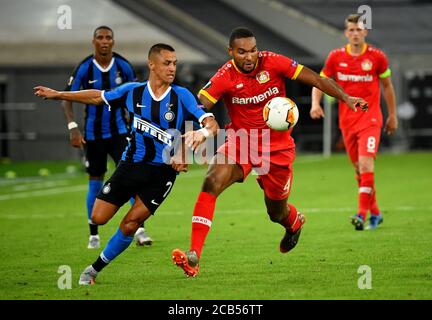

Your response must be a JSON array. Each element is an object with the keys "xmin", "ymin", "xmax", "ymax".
[
  {"xmin": 310, "ymin": 104, "xmax": 325, "ymax": 119},
  {"xmin": 171, "ymin": 162, "xmax": 188, "ymax": 173},
  {"xmin": 170, "ymin": 155, "xmax": 188, "ymax": 173},
  {"xmin": 346, "ymin": 96, "xmax": 368, "ymax": 112},
  {"xmin": 33, "ymin": 86, "xmax": 61, "ymax": 100},
  {"xmin": 384, "ymin": 115, "xmax": 398, "ymax": 135},
  {"xmin": 69, "ymin": 128, "xmax": 85, "ymax": 149},
  {"xmin": 183, "ymin": 130, "xmax": 206, "ymax": 152}
]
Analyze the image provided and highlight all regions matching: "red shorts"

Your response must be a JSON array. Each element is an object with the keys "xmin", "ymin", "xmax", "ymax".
[
  {"xmin": 342, "ymin": 126, "xmax": 381, "ymax": 163},
  {"xmin": 217, "ymin": 138, "xmax": 295, "ymax": 200}
]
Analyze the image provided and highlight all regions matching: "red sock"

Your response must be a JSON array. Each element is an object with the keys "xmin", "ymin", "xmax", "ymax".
[
  {"xmin": 190, "ymin": 192, "xmax": 216, "ymax": 258},
  {"xmin": 370, "ymin": 189, "xmax": 380, "ymax": 215},
  {"xmin": 281, "ymin": 203, "xmax": 301, "ymax": 233},
  {"xmin": 358, "ymin": 172, "xmax": 374, "ymax": 220}
]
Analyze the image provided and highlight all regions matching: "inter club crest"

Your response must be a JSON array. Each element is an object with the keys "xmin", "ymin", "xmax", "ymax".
[
  {"xmin": 115, "ymin": 71, "xmax": 123, "ymax": 85},
  {"xmin": 164, "ymin": 103, "xmax": 175, "ymax": 122},
  {"xmin": 256, "ymin": 71, "xmax": 270, "ymax": 84},
  {"xmin": 361, "ymin": 59, "xmax": 373, "ymax": 71}
]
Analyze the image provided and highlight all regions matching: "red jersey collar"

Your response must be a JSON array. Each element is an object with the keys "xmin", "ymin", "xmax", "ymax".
[{"xmin": 346, "ymin": 43, "xmax": 368, "ymax": 56}]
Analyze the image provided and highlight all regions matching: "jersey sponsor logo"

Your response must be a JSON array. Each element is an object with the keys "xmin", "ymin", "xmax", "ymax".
[
  {"xmin": 339, "ymin": 62, "xmax": 348, "ymax": 67},
  {"xmin": 151, "ymin": 199, "xmax": 160, "ymax": 206},
  {"xmin": 88, "ymin": 79, "xmax": 98, "ymax": 84},
  {"xmin": 361, "ymin": 59, "xmax": 373, "ymax": 71},
  {"xmin": 192, "ymin": 216, "xmax": 212, "ymax": 227},
  {"xmin": 133, "ymin": 117, "xmax": 173, "ymax": 146},
  {"xmin": 67, "ymin": 76, "xmax": 74, "ymax": 86},
  {"xmin": 256, "ymin": 71, "xmax": 270, "ymax": 84},
  {"xmin": 231, "ymin": 86, "xmax": 279, "ymax": 105},
  {"xmin": 291, "ymin": 60, "xmax": 298, "ymax": 67},
  {"xmin": 236, "ymin": 83, "xmax": 244, "ymax": 89},
  {"xmin": 136, "ymin": 103, "xmax": 148, "ymax": 108},
  {"xmin": 337, "ymin": 72, "xmax": 373, "ymax": 82}
]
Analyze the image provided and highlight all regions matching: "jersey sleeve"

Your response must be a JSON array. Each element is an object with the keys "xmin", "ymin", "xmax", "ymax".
[
  {"xmin": 64, "ymin": 63, "xmax": 87, "ymax": 91},
  {"xmin": 321, "ymin": 51, "xmax": 336, "ymax": 78},
  {"xmin": 272, "ymin": 54, "xmax": 304, "ymax": 80},
  {"xmin": 376, "ymin": 50, "xmax": 391, "ymax": 79},
  {"xmin": 181, "ymin": 88, "xmax": 214, "ymax": 126},
  {"xmin": 124, "ymin": 62, "xmax": 138, "ymax": 82},
  {"xmin": 198, "ymin": 66, "xmax": 230, "ymax": 104},
  {"xmin": 102, "ymin": 82, "xmax": 137, "ymax": 111}
]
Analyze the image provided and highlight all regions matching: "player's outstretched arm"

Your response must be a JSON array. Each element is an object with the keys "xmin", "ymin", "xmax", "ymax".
[
  {"xmin": 184, "ymin": 116, "xmax": 219, "ymax": 152},
  {"xmin": 297, "ymin": 66, "xmax": 368, "ymax": 112},
  {"xmin": 34, "ymin": 86, "xmax": 103, "ymax": 105}
]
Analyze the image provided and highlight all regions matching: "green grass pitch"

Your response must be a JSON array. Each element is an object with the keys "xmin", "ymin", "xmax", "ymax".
[{"xmin": 0, "ymin": 152, "xmax": 431, "ymax": 300}]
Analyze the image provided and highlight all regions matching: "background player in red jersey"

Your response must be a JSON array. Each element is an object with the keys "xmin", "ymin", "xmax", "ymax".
[
  {"xmin": 310, "ymin": 14, "xmax": 398, "ymax": 231},
  {"xmin": 171, "ymin": 27, "xmax": 368, "ymax": 277}
]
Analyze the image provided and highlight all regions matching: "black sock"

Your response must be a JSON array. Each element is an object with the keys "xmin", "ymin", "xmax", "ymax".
[
  {"xmin": 90, "ymin": 224, "xmax": 98, "ymax": 236},
  {"xmin": 92, "ymin": 256, "xmax": 108, "ymax": 272}
]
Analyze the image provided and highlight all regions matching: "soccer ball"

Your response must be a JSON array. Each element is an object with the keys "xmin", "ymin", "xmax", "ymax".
[{"xmin": 263, "ymin": 97, "xmax": 299, "ymax": 131}]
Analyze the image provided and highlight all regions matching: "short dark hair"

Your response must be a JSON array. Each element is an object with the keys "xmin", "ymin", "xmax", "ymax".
[
  {"xmin": 148, "ymin": 43, "xmax": 175, "ymax": 59},
  {"xmin": 93, "ymin": 25, "xmax": 114, "ymax": 38},
  {"xmin": 345, "ymin": 14, "xmax": 362, "ymax": 28},
  {"xmin": 229, "ymin": 27, "xmax": 255, "ymax": 47}
]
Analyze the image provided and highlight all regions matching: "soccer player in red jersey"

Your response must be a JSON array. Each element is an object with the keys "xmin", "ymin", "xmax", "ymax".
[
  {"xmin": 172, "ymin": 27, "xmax": 368, "ymax": 277},
  {"xmin": 310, "ymin": 14, "xmax": 398, "ymax": 231}
]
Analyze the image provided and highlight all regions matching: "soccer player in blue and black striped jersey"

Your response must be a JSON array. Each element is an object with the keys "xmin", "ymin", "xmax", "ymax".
[
  {"xmin": 62, "ymin": 26, "xmax": 152, "ymax": 249},
  {"xmin": 34, "ymin": 43, "xmax": 219, "ymax": 285}
]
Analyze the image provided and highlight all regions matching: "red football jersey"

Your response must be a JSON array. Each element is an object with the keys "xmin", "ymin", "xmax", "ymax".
[
  {"xmin": 199, "ymin": 51, "xmax": 303, "ymax": 151},
  {"xmin": 321, "ymin": 44, "xmax": 390, "ymax": 131}
]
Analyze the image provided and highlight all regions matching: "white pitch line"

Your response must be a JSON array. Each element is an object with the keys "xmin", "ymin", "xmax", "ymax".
[
  {"xmin": 0, "ymin": 185, "xmax": 87, "ymax": 201},
  {"xmin": 161, "ymin": 205, "xmax": 432, "ymax": 216}
]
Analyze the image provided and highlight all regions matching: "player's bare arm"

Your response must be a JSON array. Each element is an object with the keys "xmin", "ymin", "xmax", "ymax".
[
  {"xmin": 297, "ymin": 66, "xmax": 368, "ymax": 112},
  {"xmin": 197, "ymin": 92, "xmax": 215, "ymax": 110},
  {"xmin": 34, "ymin": 86, "xmax": 103, "ymax": 105},
  {"xmin": 183, "ymin": 116, "xmax": 219, "ymax": 152},
  {"xmin": 62, "ymin": 100, "xmax": 85, "ymax": 148},
  {"xmin": 310, "ymin": 87, "xmax": 325, "ymax": 119},
  {"xmin": 380, "ymin": 77, "xmax": 398, "ymax": 135}
]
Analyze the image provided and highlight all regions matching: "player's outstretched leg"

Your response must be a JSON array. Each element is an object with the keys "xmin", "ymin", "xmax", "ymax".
[{"xmin": 172, "ymin": 249, "xmax": 199, "ymax": 277}]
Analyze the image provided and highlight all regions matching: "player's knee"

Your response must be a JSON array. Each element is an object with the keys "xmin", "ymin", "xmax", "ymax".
[
  {"xmin": 91, "ymin": 211, "xmax": 109, "ymax": 225},
  {"xmin": 120, "ymin": 218, "xmax": 141, "ymax": 236},
  {"xmin": 201, "ymin": 174, "xmax": 223, "ymax": 196}
]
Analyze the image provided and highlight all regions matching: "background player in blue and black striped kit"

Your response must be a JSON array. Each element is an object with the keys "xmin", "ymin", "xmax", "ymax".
[
  {"xmin": 62, "ymin": 26, "xmax": 152, "ymax": 248},
  {"xmin": 34, "ymin": 43, "xmax": 219, "ymax": 285}
]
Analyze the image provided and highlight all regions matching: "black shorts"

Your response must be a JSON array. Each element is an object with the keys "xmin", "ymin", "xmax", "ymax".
[
  {"xmin": 96, "ymin": 161, "xmax": 177, "ymax": 214},
  {"xmin": 84, "ymin": 134, "xmax": 129, "ymax": 176}
]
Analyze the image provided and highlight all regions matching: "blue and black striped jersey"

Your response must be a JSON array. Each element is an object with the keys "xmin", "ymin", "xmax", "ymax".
[
  {"xmin": 65, "ymin": 52, "xmax": 136, "ymax": 140},
  {"xmin": 102, "ymin": 82, "xmax": 211, "ymax": 165}
]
